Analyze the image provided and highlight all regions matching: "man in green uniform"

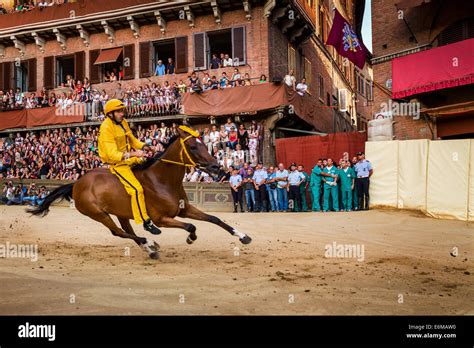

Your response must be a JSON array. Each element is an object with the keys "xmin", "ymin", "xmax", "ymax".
[
  {"xmin": 322, "ymin": 158, "xmax": 339, "ymax": 212},
  {"xmin": 297, "ymin": 164, "xmax": 310, "ymax": 212},
  {"xmin": 338, "ymin": 160, "xmax": 356, "ymax": 211},
  {"xmin": 310, "ymin": 159, "xmax": 335, "ymax": 212}
]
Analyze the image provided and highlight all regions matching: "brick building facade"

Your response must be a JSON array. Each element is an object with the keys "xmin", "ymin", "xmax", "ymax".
[
  {"xmin": 0, "ymin": 0, "xmax": 372, "ymax": 164},
  {"xmin": 371, "ymin": 0, "xmax": 474, "ymax": 140}
]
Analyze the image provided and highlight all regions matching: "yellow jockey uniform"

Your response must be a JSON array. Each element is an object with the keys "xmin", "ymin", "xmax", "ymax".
[{"xmin": 98, "ymin": 100, "xmax": 151, "ymax": 225}]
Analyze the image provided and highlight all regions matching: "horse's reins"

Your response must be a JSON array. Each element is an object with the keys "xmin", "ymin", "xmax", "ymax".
[{"xmin": 160, "ymin": 134, "xmax": 197, "ymax": 168}]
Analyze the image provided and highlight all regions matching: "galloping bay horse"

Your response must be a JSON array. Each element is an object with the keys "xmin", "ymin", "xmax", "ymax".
[{"xmin": 28, "ymin": 126, "xmax": 252, "ymax": 259}]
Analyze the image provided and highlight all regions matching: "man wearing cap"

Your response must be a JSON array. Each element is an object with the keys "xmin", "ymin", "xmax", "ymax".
[
  {"xmin": 98, "ymin": 99, "xmax": 161, "ymax": 235},
  {"xmin": 287, "ymin": 163, "xmax": 304, "ymax": 212},
  {"xmin": 354, "ymin": 151, "xmax": 373, "ymax": 210},
  {"xmin": 252, "ymin": 162, "xmax": 268, "ymax": 212},
  {"xmin": 322, "ymin": 158, "xmax": 339, "ymax": 212}
]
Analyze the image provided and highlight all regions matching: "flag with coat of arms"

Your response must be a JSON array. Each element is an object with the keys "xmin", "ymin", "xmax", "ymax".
[{"xmin": 326, "ymin": 8, "xmax": 368, "ymax": 69}]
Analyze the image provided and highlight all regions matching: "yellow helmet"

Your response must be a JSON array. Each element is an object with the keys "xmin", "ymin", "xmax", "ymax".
[{"xmin": 104, "ymin": 99, "xmax": 125, "ymax": 116}]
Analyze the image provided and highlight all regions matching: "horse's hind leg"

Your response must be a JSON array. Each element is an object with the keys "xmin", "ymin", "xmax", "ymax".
[
  {"xmin": 180, "ymin": 204, "xmax": 251, "ymax": 245},
  {"xmin": 118, "ymin": 217, "xmax": 160, "ymax": 257},
  {"xmin": 159, "ymin": 216, "xmax": 197, "ymax": 245}
]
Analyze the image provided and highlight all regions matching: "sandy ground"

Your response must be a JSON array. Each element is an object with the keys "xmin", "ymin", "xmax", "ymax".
[{"xmin": 0, "ymin": 205, "xmax": 472, "ymax": 315}]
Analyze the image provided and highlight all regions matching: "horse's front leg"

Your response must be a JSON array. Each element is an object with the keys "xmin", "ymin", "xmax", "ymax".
[{"xmin": 179, "ymin": 204, "xmax": 252, "ymax": 244}]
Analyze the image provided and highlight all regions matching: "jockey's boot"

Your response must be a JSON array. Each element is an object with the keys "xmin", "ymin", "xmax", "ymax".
[{"xmin": 143, "ymin": 219, "xmax": 161, "ymax": 235}]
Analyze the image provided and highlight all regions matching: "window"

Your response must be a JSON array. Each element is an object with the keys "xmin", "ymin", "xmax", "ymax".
[
  {"xmin": 318, "ymin": 74, "xmax": 324, "ymax": 101},
  {"xmin": 91, "ymin": 45, "xmax": 134, "ymax": 82},
  {"xmin": 153, "ymin": 39, "xmax": 176, "ymax": 73},
  {"xmin": 56, "ymin": 55, "xmax": 75, "ymax": 87},
  {"xmin": 318, "ymin": 6, "xmax": 324, "ymax": 39},
  {"xmin": 14, "ymin": 61, "xmax": 28, "ymax": 92},
  {"xmin": 140, "ymin": 37, "xmax": 187, "ymax": 78},
  {"xmin": 9, "ymin": 59, "xmax": 36, "ymax": 93},
  {"xmin": 288, "ymin": 44, "xmax": 296, "ymax": 74},
  {"xmin": 338, "ymin": 89, "xmax": 348, "ymax": 112},
  {"xmin": 438, "ymin": 17, "xmax": 474, "ymax": 46},
  {"xmin": 304, "ymin": 58, "xmax": 312, "ymax": 94},
  {"xmin": 366, "ymin": 80, "xmax": 373, "ymax": 101},
  {"xmin": 193, "ymin": 26, "xmax": 246, "ymax": 70}
]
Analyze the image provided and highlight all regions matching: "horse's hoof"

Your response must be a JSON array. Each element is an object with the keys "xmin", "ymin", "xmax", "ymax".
[
  {"xmin": 186, "ymin": 236, "xmax": 194, "ymax": 244},
  {"xmin": 149, "ymin": 251, "xmax": 160, "ymax": 260},
  {"xmin": 240, "ymin": 235, "xmax": 252, "ymax": 244}
]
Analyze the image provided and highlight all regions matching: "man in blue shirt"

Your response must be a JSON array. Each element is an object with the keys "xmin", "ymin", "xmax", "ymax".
[
  {"xmin": 322, "ymin": 158, "xmax": 339, "ymax": 212},
  {"xmin": 229, "ymin": 167, "xmax": 243, "ymax": 213},
  {"xmin": 287, "ymin": 163, "xmax": 304, "ymax": 212},
  {"xmin": 154, "ymin": 60, "xmax": 165, "ymax": 76},
  {"xmin": 265, "ymin": 166, "xmax": 279, "ymax": 212},
  {"xmin": 354, "ymin": 151, "xmax": 373, "ymax": 210},
  {"xmin": 253, "ymin": 163, "xmax": 268, "ymax": 212},
  {"xmin": 275, "ymin": 163, "xmax": 289, "ymax": 212}
]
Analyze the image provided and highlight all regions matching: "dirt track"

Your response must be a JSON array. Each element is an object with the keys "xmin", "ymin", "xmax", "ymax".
[{"xmin": 0, "ymin": 205, "xmax": 472, "ymax": 315}]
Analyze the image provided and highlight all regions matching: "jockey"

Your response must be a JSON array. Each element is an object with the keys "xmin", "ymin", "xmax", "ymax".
[{"xmin": 98, "ymin": 99, "xmax": 161, "ymax": 235}]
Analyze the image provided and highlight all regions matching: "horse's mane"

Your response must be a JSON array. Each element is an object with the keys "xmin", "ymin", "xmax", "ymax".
[{"xmin": 132, "ymin": 134, "xmax": 179, "ymax": 171}]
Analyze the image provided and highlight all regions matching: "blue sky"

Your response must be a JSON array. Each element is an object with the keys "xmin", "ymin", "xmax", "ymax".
[{"xmin": 362, "ymin": 0, "xmax": 373, "ymax": 53}]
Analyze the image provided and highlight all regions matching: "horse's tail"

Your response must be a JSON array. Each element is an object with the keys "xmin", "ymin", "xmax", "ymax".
[{"xmin": 27, "ymin": 183, "xmax": 74, "ymax": 217}]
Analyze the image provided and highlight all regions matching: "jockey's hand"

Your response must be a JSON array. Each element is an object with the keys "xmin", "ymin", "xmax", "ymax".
[
  {"xmin": 130, "ymin": 150, "xmax": 144, "ymax": 158},
  {"xmin": 143, "ymin": 145, "xmax": 158, "ymax": 153}
]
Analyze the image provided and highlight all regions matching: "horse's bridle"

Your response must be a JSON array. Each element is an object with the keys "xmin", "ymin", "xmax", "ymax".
[{"xmin": 160, "ymin": 134, "xmax": 197, "ymax": 168}]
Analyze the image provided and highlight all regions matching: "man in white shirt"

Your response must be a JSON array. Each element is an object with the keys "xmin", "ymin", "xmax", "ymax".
[
  {"xmin": 222, "ymin": 54, "xmax": 233, "ymax": 67},
  {"xmin": 296, "ymin": 78, "xmax": 308, "ymax": 96},
  {"xmin": 209, "ymin": 125, "xmax": 220, "ymax": 152},
  {"xmin": 284, "ymin": 69, "xmax": 296, "ymax": 91}
]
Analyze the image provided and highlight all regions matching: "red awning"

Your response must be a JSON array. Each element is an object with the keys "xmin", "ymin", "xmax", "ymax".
[
  {"xmin": 392, "ymin": 38, "xmax": 474, "ymax": 99},
  {"xmin": 94, "ymin": 48, "xmax": 122, "ymax": 65}
]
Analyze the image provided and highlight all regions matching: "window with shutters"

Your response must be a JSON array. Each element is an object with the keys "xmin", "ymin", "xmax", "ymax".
[
  {"xmin": 56, "ymin": 55, "xmax": 75, "ymax": 87},
  {"xmin": 318, "ymin": 74, "xmax": 324, "ymax": 102},
  {"xmin": 303, "ymin": 57, "xmax": 312, "ymax": 94},
  {"xmin": 89, "ymin": 50, "xmax": 101, "ymax": 84},
  {"xmin": 91, "ymin": 46, "xmax": 129, "ymax": 82},
  {"xmin": 14, "ymin": 60, "xmax": 29, "ymax": 92},
  {"xmin": 193, "ymin": 26, "xmax": 246, "ymax": 70},
  {"xmin": 437, "ymin": 17, "xmax": 474, "ymax": 46},
  {"xmin": 150, "ymin": 36, "xmax": 188, "ymax": 76},
  {"xmin": 318, "ymin": 6, "xmax": 324, "ymax": 39},
  {"xmin": 153, "ymin": 39, "xmax": 176, "ymax": 76},
  {"xmin": 288, "ymin": 44, "xmax": 296, "ymax": 74},
  {"xmin": 27, "ymin": 59, "xmax": 36, "ymax": 92},
  {"xmin": 123, "ymin": 44, "xmax": 134, "ymax": 80},
  {"xmin": 206, "ymin": 29, "xmax": 232, "ymax": 68}
]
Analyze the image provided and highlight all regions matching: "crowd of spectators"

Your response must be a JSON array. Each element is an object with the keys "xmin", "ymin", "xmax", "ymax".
[
  {"xmin": 0, "ymin": 0, "xmax": 70, "ymax": 14},
  {"xmin": 0, "ymin": 119, "xmax": 263, "ymax": 184}
]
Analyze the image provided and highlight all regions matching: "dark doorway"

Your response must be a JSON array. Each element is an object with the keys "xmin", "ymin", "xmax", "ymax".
[
  {"xmin": 207, "ymin": 29, "xmax": 232, "ymax": 63},
  {"xmin": 153, "ymin": 39, "xmax": 175, "ymax": 73},
  {"xmin": 15, "ymin": 61, "xmax": 28, "ymax": 92},
  {"xmin": 56, "ymin": 55, "xmax": 75, "ymax": 87}
]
